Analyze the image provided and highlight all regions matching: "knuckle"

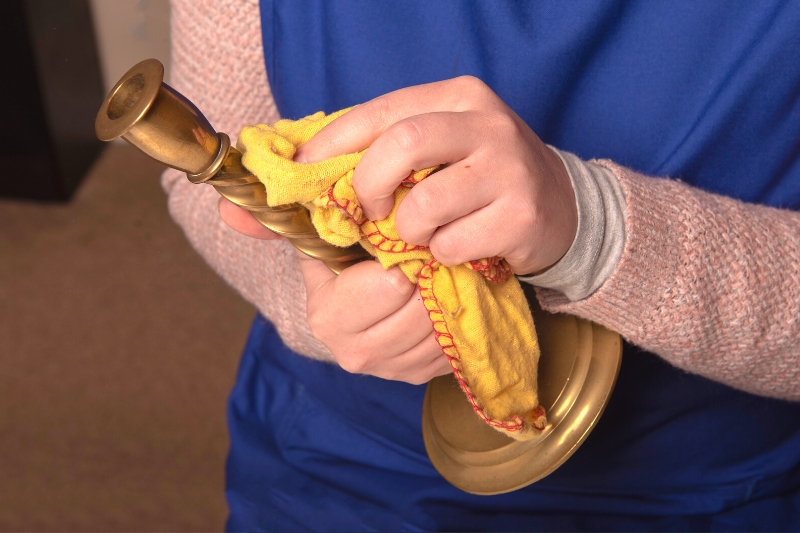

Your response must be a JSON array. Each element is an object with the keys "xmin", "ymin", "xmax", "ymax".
[
  {"xmin": 394, "ymin": 213, "xmax": 424, "ymax": 246},
  {"xmin": 305, "ymin": 308, "xmax": 331, "ymax": 342},
  {"xmin": 362, "ymin": 95, "xmax": 394, "ymax": 132},
  {"xmin": 454, "ymin": 75, "xmax": 489, "ymax": 95},
  {"xmin": 380, "ymin": 267, "xmax": 415, "ymax": 299},
  {"xmin": 450, "ymin": 75, "xmax": 496, "ymax": 108},
  {"xmin": 389, "ymin": 119, "xmax": 426, "ymax": 155},
  {"xmin": 431, "ymin": 232, "xmax": 464, "ymax": 265},
  {"xmin": 405, "ymin": 184, "xmax": 443, "ymax": 221},
  {"xmin": 396, "ymin": 184, "xmax": 446, "ymax": 245},
  {"xmin": 336, "ymin": 351, "xmax": 370, "ymax": 374},
  {"xmin": 488, "ymin": 111, "xmax": 521, "ymax": 139}
]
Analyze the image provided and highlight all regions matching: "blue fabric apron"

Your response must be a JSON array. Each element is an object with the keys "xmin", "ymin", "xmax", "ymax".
[{"xmin": 226, "ymin": 1, "xmax": 800, "ymax": 530}]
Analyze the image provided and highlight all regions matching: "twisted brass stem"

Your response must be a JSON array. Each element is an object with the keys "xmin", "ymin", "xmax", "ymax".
[
  {"xmin": 192, "ymin": 137, "xmax": 367, "ymax": 273},
  {"xmin": 95, "ymin": 58, "xmax": 368, "ymax": 273}
]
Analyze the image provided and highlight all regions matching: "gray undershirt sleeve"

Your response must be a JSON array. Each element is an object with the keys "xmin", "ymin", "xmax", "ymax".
[{"xmin": 518, "ymin": 147, "xmax": 627, "ymax": 302}]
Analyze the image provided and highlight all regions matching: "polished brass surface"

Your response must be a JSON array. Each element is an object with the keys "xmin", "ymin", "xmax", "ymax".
[
  {"xmin": 95, "ymin": 58, "xmax": 368, "ymax": 272},
  {"xmin": 422, "ymin": 300, "xmax": 622, "ymax": 495},
  {"xmin": 96, "ymin": 59, "xmax": 623, "ymax": 493}
]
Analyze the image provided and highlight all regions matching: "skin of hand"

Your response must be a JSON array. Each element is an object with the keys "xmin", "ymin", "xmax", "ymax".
[
  {"xmin": 217, "ymin": 198, "xmax": 450, "ymax": 385},
  {"xmin": 218, "ymin": 76, "xmax": 577, "ymax": 384}
]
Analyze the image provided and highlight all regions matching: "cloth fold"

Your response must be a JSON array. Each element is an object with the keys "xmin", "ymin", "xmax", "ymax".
[{"xmin": 238, "ymin": 109, "xmax": 545, "ymax": 439}]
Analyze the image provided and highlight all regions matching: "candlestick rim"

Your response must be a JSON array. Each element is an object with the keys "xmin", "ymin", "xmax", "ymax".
[{"xmin": 95, "ymin": 58, "xmax": 164, "ymax": 141}]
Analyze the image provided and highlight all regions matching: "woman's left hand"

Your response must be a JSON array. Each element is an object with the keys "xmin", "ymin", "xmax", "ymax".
[{"xmin": 296, "ymin": 76, "xmax": 578, "ymax": 276}]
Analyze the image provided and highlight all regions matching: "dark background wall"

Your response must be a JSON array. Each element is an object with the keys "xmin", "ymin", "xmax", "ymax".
[{"xmin": 0, "ymin": 0, "xmax": 105, "ymax": 201}]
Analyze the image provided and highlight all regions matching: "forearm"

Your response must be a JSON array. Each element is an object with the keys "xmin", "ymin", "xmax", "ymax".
[
  {"xmin": 535, "ymin": 161, "xmax": 800, "ymax": 400},
  {"xmin": 164, "ymin": 0, "xmax": 332, "ymax": 361}
]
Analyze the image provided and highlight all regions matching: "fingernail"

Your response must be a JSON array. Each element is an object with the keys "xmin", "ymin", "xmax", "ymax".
[{"xmin": 294, "ymin": 149, "xmax": 308, "ymax": 164}]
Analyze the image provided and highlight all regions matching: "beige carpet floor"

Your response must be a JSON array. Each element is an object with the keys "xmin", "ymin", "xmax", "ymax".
[{"xmin": 0, "ymin": 144, "xmax": 256, "ymax": 531}]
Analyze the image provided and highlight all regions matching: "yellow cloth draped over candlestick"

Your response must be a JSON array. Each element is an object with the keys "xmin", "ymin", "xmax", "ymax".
[{"xmin": 238, "ymin": 109, "xmax": 546, "ymax": 440}]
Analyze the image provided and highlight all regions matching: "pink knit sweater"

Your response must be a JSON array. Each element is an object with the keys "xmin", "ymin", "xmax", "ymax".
[{"xmin": 163, "ymin": 0, "xmax": 800, "ymax": 400}]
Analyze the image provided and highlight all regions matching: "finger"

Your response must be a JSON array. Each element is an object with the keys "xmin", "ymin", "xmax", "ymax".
[
  {"xmin": 388, "ymin": 333, "xmax": 446, "ymax": 384},
  {"xmin": 428, "ymin": 197, "xmax": 569, "ymax": 274},
  {"xmin": 359, "ymin": 281, "xmax": 432, "ymax": 355},
  {"xmin": 303, "ymin": 258, "xmax": 416, "ymax": 334},
  {"xmin": 415, "ymin": 348, "xmax": 454, "ymax": 384},
  {"xmin": 394, "ymin": 161, "xmax": 495, "ymax": 246},
  {"xmin": 294, "ymin": 249, "xmax": 338, "ymax": 300},
  {"xmin": 427, "ymin": 202, "xmax": 512, "ymax": 267},
  {"xmin": 295, "ymin": 76, "xmax": 497, "ymax": 164},
  {"xmin": 218, "ymin": 198, "xmax": 287, "ymax": 241},
  {"xmin": 352, "ymin": 111, "xmax": 489, "ymax": 220},
  {"xmin": 391, "ymin": 334, "xmax": 453, "ymax": 385},
  {"xmin": 372, "ymin": 332, "xmax": 446, "ymax": 385}
]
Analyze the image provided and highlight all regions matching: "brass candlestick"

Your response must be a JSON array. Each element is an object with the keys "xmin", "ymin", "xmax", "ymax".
[
  {"xmin": 96, "ymin": 59, "xmax": 622, "ymax": 494},
  {"xmin": 95, "ymin": 58, "xmax": 368, "ymax": 273}
]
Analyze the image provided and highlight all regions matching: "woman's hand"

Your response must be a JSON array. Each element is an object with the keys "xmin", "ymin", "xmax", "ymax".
[
  {"xmin": 218, "ymin": 197, "xmax": 450, "ymax": 385},
  {"xmin": 297, "ymin": 76, "xmax": 577, "ymax": 276},
  {"xmin": 218, "ymin": 76, "xmax": 578, "ymax": 383}
]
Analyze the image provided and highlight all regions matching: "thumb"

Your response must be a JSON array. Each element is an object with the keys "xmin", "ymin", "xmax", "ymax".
[
  {"xmin": 294, "ymin": 249, "xmax": 338, "ymax": 299},
  {"xmin": 218, "ymin": 198, "xmax": 288, "ymax": 241}
]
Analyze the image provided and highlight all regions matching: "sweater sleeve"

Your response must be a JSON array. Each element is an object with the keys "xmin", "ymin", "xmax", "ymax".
[
  {"xmin": 536, "ymin": 161, "xmax": 800, "ymax": 401},
  {"xmin": 164, "ymin": 1, "xmax": 800, "ymax": 399},
  {"xmin": 163, "ymin": 0, "xmax": 333, "ymax": 362}
]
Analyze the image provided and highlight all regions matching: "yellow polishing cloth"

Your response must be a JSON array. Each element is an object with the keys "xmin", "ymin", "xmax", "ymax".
[{"xmin": 238, "ymin": 109, "xmax": 546, "ymax": 440}]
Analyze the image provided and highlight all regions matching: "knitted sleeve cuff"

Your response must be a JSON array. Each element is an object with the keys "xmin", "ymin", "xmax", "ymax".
[
  {"xmin": 534, "ymin": 162, "xmax": 800, "ymax": 400},
  {"xmin": 519, "ymin": 147, "xmax": 627, "ymax": 301}
]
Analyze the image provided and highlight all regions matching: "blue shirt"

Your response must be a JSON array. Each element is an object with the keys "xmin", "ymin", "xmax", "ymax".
[{"xmin": 224, "ymin": 2, "xmax": 800, "ymax": 530}]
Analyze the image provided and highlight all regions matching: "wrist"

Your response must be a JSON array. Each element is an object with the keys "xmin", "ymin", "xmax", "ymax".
[{"xmin": 520, "ymin": 147, "xmax": 627, "ymax": 301}]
